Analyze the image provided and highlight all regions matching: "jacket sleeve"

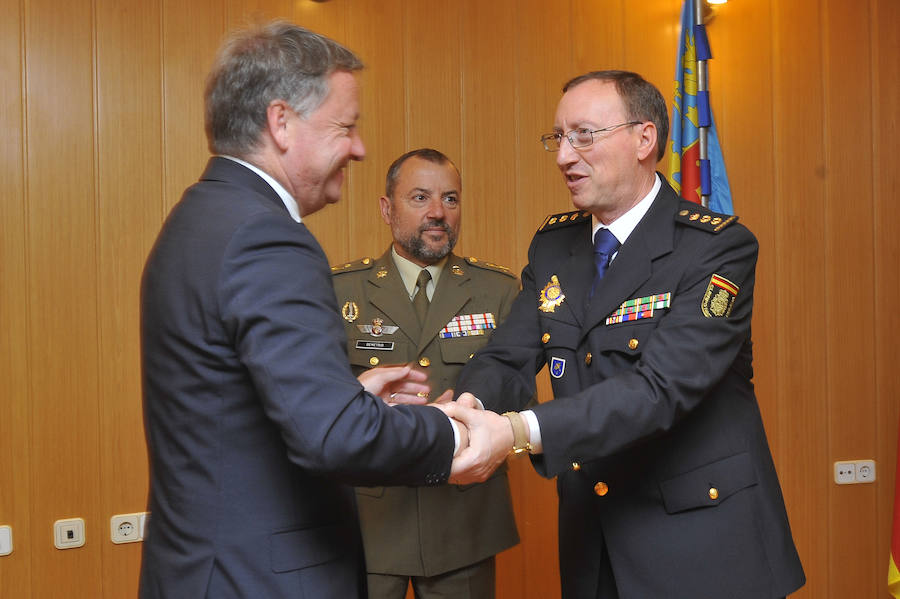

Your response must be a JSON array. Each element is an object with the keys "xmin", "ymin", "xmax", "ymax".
[{"xmin": 218, "ymin": 212, "xmax": 454, "ymax": 486}]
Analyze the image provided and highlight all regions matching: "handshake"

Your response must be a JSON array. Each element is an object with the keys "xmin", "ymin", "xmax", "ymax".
[{"xmin": 358, "ymin": 364, "xmax": 522, "ymax": 486}]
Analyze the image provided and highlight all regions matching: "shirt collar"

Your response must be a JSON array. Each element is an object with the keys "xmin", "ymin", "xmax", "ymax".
[
  {"xmin": 592, "ymin": 173, "xmax": 661, "ymax": 246},
  {"xmin": 390, "ymin": 247, "xmax": 447, "ymax": 299},
  {"xmin": 219, "ymin": 155, "xmax": 302, "ymax": 223}
]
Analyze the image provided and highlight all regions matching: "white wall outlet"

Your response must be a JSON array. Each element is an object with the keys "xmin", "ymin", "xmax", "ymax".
[
  {"xmin": 110, "ymin": 512, "xmax": 147, "ymax": 544},
  {"xmin": 834, "ymin": 461, "xmax": 856, "ymax": 484},
  {"xmin": 0, "ymin": 525, "xmax": 12, "ymax": 556},
  {"xmin": 855, "ymin": 459, "xmax": 876, "ymax": 482},
  {"xmin": 54, "ymin": 518, "xmax": 85, "ymax": 549}
]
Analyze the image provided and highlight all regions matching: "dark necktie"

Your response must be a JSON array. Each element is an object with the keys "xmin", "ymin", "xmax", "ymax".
[
  {"xmin": 413, "ymin": 269, "xmax": 432, "ymax": 324},
  {"xmin": 590, "ymin": 228, "xmax": 620, "ymax": 298}
]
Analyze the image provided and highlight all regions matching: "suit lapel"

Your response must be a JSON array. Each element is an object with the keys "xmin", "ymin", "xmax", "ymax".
[
  {"xmin": 553, "ymin": 228, "xmax": 594, "ymax": 328},
  {"xmin": 581, "ymin": 180, "xmax": 679, "ymax": 337},
  {"xmin": 418, "ymin": 255, "xmax": 471, "ymax": 354},
  {"xmin": 367, "ymin": 252, "xmax": 421, "ymax": 344}
]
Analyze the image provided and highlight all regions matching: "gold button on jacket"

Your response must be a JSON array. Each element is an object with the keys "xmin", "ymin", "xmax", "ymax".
[
  {"xmin": 593, "ymin": 482, "xmax": 608, "ymax": 496},
  {"xmin": 418, "ymin": 357, "xmax": 431, "ymax": 367},
  {"xmin": 708, "ymin": 487, "xmax": 719, "ymax": 500},
  {"xmin": 584, "ymin": 352, "xmax": 592, "ymax": 365},
  {"xmin": 369, "ymin": 356, "xmax": 380, "ymax": 366}
]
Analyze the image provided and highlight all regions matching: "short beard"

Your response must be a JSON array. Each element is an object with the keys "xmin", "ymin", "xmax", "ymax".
[{"xmin": 398, "ymin": 221, "xmax": 457, "ymax": 264}]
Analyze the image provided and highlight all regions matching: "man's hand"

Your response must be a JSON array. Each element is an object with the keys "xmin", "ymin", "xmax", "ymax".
[
  {"xmin": 435, "ymin": 402, "xmax": 514, "ymax": 485},
  {"xmin": 358, "ymin": 365, "xmax": 430, "ymax": 405}
]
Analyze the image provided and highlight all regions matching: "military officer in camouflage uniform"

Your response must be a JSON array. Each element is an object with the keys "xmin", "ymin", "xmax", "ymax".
[{"xmin": 332, "ymin": 148, "xmax": 520, "ymax": 599}]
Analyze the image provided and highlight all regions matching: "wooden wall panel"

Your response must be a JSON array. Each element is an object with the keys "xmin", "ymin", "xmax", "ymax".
[
  {"xmin": 3, "ymin": 1, "xmax": 900, "ymax": 597},
  {"xmin": 822, "ymin": 1, "xmax": 878, "ymax": 596},
  {"xmin": 94, "ymin": 0, "xmax": 163, "ymax": 595},
  {"xmin": 0, "ymin": 0, "xmax": 32, "ymax": 594},
  {"xmin": 24, "ymin": 0, "xmax": 103, "ymax": 595},
  {"xmin": 771, "ymin": 0, "xmax": 829, "ymax": 596}
]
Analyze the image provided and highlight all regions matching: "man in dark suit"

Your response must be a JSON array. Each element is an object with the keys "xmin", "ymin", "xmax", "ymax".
[
  {"xmin": 332, "ymin": 149, "xmax": 520, "ymax": 599},
  {"xmin": 454, "ymin": 71, "xmax": 806, "ymax": 598},
  {"xmin": 139, "ymin": 22, "xmax": 494, "ymax": 599}
]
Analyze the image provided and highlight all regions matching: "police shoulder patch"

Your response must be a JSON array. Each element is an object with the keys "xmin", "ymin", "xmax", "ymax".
[
  {"xmin": 464, "ymin": 257, "xmax": 516, "ymax": 278},
  {"xmin": 331, "ymin": 257, "xmax": 374, "ymax": 275},
  {"xmin": 675, "ymin": 201, "xmax": 738, "ymax": 234},
  {"xmin": 538, "ymin": 210, "xmax": 591, "ymax": 233}
]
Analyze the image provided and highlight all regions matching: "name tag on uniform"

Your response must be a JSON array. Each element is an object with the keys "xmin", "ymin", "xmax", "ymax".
[{"xmin": 355, "ymin": 340, "xmax": 395, "ymax": 351}]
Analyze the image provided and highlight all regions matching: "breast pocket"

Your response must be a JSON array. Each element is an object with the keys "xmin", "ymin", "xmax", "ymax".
[
  {"xmin": 592, "ymin": 320, "xmax": 656, "ymax": 361},
  {"xmin": 439, "ymin": 336, "xmax": 488, "ymax": 365}
]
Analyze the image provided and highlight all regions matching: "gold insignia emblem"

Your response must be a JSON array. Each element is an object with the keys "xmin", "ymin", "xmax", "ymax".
[
  {"xmin": 363, "ymin": 258, "xmax": 371, "ymax": 265},
  {"xmin": 700, "ymin": 215, "xmax": 711, "ymax": 223},
  {"xmin": 539, "ymin": 275, "xmax": 566, "ymax": 313},
  {"xmin": 559, "ymin": 214, "xmax": 568, "ymax": 222},
  {"xmin": 371, "ymin": 318, "xmax": 384, "ymax": 336},
  {"xmin": 376, "ymin": 268, "xmax": 388, "ymax": 278},
  {"xmin": 679, "ymin": 209, "xmax": 690, "ymax": 216},
  {"xmin": 341, "ymin": 301, "xmax": 359, "ymax": 322},
  {"xmin": 701, "ymin": 274, "xmax": 739, "ymax": 318},
  {"xmin": 548, "ymin": 217, "xmax": 558, "ymax": 225},
  {"xmin": 710, "ymin": 217, "xmax": 722, "ymax": 225},
  {"xmin": 451, "ymin": 264, "xmax": 464, "ymax": 276},
  {"xmin": 689, "ymin": 213, "xmax": 700, "ymax": 221}
]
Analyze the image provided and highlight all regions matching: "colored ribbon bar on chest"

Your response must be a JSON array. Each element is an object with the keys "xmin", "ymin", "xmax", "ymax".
[
  {"xmin": 439, "ymin": 313, "xmax": 496, "ymax": 338},
  {"xmin": 605, "ymin": 293, "xmax": 672, "ymax": 325}
]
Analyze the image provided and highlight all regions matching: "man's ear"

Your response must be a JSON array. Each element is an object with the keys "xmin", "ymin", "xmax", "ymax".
[
  {"xmin": 635, "ymin": 121, "xmax": 659, "ymax": 162},
  {"xmin": 378, "ymin": 195, "xmax": 392, "ymax": 225},
  {"xmin": 266, "ymin": 100, "xmax": 292, "ymax": 152}
]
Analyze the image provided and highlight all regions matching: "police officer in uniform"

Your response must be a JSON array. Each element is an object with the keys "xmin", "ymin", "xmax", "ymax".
[
  {"xmin": 455, "ymin": 72, "xmax": 805, "ymax": 599},
  {"xmin": 332, "ymin": 149, "xmax": 520, "ymax": 599}
]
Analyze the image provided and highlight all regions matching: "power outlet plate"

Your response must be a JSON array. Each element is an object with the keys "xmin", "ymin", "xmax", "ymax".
[
  {"xmin": 54, "ymin": 518, "xmax": 85, "ymax": 549},
  {"xmin": 0, "ymin": 525, "xmax": 12, "ymax": 556},
  {"xmin": 110, "ymin": 512, "xmax": 147, "ymax": 544},
  {"xmin": 834, "ymin": 459, "xmax": 876, "ymax": 484}
]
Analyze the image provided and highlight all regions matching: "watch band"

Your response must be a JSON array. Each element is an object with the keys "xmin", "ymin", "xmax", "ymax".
[{"xmin": 502, "ymin": 411, "xmax": 532, "ymax": 455}]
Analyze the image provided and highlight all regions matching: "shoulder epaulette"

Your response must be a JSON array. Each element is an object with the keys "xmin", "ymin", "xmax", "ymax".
[
  {"xmin": 675, "ymin": 201, "xmax": 739, "ymax": 234},
  {"xmin": 464, "ymin": 257, "xmax": 516, "ymax": 278},
  {"xmin": 331, "ymin": 257, "xmax": 374, "ymax": 274},
  {"xmin": 537, "ymin": 210, "xmax": 591, "ymax": 233}
]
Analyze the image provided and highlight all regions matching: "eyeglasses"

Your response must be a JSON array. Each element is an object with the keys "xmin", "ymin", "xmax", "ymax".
[{"xmin": 540, "ymin": 121, "xmax": 642, "ymax": 152}]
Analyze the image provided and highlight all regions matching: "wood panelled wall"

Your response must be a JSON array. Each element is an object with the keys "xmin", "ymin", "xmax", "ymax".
[{"xmin": 1, "ymin": 0, "xmax": 897, "ymax": 597}]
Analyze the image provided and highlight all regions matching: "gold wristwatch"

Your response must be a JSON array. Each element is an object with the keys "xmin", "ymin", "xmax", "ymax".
[{"xmin": 502, "ymin": 411, "xmax": 532, "ymax": 455}]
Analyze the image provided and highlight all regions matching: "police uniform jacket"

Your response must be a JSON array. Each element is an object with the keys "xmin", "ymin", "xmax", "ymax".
[
  {"xmin": 456, "ymin": 178, "xmax": 805, "ymax": 599},
  {"xmin": 332, "ymin": 249, "xmax": 520, "ymax": 577}
]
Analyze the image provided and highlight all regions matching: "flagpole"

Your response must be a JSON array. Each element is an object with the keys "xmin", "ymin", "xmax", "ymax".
[{"xmin": 694, "ymin": 0, "xmax": 709, "ymax": 207}]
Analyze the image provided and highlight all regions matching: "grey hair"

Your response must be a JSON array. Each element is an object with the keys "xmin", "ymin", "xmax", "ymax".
[{"xmin": 204, "ymin": 21, "xmax": 363, "ymax": 157}]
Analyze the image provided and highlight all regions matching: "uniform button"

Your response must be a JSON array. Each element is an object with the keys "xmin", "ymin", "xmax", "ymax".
[
  {"xmin": 541, "ymin": 333, "xmax": 551, "ymax": 344},
  {"xmin": 708, "ymin": 487, "xmax": 719, "ymax": 500},
  {"xmin": 418, "ymin": 357, "xmax": 431, "ymax": 367},
  {"xmin": 571, "ymin": 462, "xmax": 581, "ymax": 471},
  {"xmin": 594, "ymin": 482, "xmax": 608, "ymax": 496},
  {"xmin": 584, "ymin": 352, "xmax": 592, "ymax": 365},
  {"xmin": 628, "ymin": 338, "xmax": 639, "ymax": 350},
  {"xmin": 369, "ymin": 356, "xmax": 380, "ymax": 366}
]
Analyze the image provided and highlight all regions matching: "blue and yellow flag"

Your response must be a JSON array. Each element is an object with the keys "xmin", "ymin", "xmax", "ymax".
[{"xmin": 667, "ymin": 0, "xmax": 733, "ymax": 214}]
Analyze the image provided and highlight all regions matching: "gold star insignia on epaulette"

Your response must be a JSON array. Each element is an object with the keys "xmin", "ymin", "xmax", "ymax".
[
  {"xmin": 539, "ymin": 210, "xmax": 591, "ymax": 232},
  {"xmin": 676, "ymin": 206, "xmax": 738, "ymax": 233}
]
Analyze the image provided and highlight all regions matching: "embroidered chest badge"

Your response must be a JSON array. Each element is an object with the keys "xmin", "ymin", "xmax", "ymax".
[
  {"xmin": 701, "ymin": 274, "xmax": 739, "ymax": 318},
  {"xmin": 357, "ymin": 317, "xmax": 399, "ymax": 337},
  {"xmin": 605, "ymin": 293, "xmax": 672, "ymax": 325},
  {"xmin": 550, "ymin": 357, "xmax": 566, "ymax": 378},
  {"xmin": 539, "ymin": 275, "xmax": 566, "ymax": 313}
]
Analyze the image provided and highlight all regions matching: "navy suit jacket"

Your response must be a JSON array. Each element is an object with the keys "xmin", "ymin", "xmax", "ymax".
[
  {"xmin": 139, "ymin": 157, "xmax": 454, "ymax": 599},
  {"xmin": 457, "ymin": 178, "xmax": 805, "ymax": 598}
]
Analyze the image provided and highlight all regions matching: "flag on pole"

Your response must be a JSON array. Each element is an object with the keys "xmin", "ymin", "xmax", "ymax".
[
  {"xmin": 666, "ymin": 0, "xmax": 733, "ymax": 214},
  {"xmin": 889, "ymin": 424, "xmax": 900, "ymax": 597}
]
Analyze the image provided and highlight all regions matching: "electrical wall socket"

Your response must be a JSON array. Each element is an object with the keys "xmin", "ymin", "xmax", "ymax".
[
  {"xmin": 0, "ymin": 525, "xmax": 12, "ymax": 556},
  {"xmin": 110, "ymin": 512, "xmax": 147, "ymax": 544},
  {"xmin": 834, "ymin": 459, "xmax": 877, "ymax": 484},
  {"xmin": 54, "ymin": 518, "xmax": 85, "ymax": 549}
]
